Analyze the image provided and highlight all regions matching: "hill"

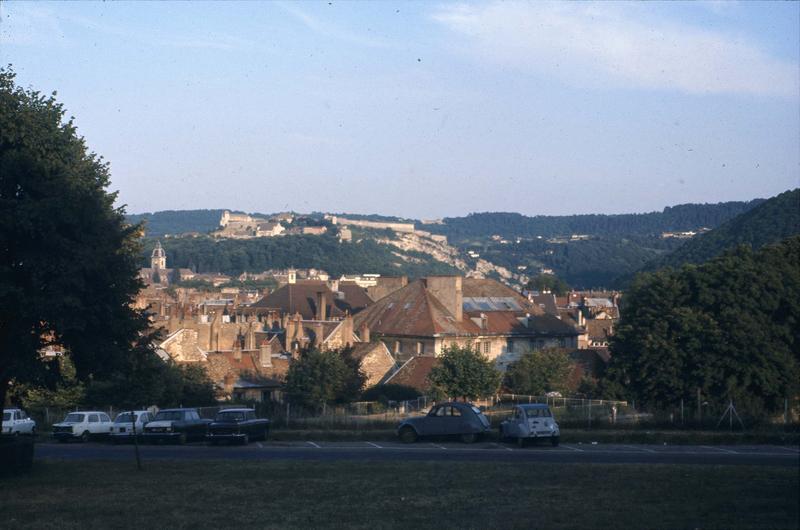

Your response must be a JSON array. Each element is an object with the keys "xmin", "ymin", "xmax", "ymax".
[
  {"xmin": 141, "ymin": 234, "xmax": 458, "ymax": 278},
  {"xmin": 647, "ymin": 189, "xmax": 800, "ymax": 270},
  {"xmin": 127, "ymin": 209, "xmax": 227, "ymax": 237},
  {"xmin": 428, "ymin": 200, "xmax": 764, "ymax": 243}
]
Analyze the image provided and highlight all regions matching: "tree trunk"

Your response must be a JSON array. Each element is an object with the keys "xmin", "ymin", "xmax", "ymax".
[{"xmin": 0, "ymin": 377, "xmax": 8, "ymax": 434}]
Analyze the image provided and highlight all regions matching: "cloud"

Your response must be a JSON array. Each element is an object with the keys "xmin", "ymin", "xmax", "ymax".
[
  {"xmin": 276, "ymin": 2, "xmax": 397, "ymax": 49},
  {"xmin": 432, "ymin": 2, "xmax": 798, "ymax": 97}
]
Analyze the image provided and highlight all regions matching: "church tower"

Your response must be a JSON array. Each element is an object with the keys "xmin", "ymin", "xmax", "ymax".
[{"xmin": 151, "ymin": 241, "xmax": 167, "ymax": 270}]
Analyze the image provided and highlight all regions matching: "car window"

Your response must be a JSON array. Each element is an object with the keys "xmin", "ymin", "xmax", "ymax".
[
  {"xmin": 189, "ymin": 411, "xmax": 200, "ymax": 420},
  {"xmin": 88, "ymin": 414, "xmax": 99, "ymax": 423},
  {"xmin": 65, "ymin": 413, "xmax": 84, "ymax": 423},
  {"xmin": 100, "ymin": 414, "xmax": 110, "ymax": 422},
  {"xmin": 2, "ymin": 412, "xmax": 10, "ymax": 421},
  {"xmin": 246, "ymin": 411, "xmax": 255, "ymax": 420},
  {"xmin": 451, "ymin": 407, "xmax": 462, "ymax": 416},
  {"xmin": 435, "ymin": 406, "xmax": 448, "ymax": 417},
  {"xmin": 115, "ymin": 413, "xmax": 135, "ymax": 423}
]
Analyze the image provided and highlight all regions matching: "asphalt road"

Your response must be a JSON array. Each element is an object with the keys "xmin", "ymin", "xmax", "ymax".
[{"xmin": 35, "ymin": 440, "xmax": 800, "ymax": 467}]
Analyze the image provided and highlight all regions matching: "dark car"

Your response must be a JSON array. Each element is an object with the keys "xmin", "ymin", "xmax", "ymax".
[
  {"xmin": 397, "ymin": 402, "xmax": 491, "ymax": 444},
  {"xmin": 142, "ymin": 408, "xmax": 212, "ymax": 444},
  {"xmin": 206, "ymin": 408, "xmax": 270, "ymax": 445}
]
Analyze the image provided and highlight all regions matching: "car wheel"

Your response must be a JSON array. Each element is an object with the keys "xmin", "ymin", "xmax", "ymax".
[
  {"xmin": 178, "ymin": 432, "xmax": 187, "ymax": 445},
  {"xmin": 517, "ymin": 436, "xmax": 526, "ymax": 448},
  {"xmin": 460, "ymin": 432, "xmax": 478, "ymax": 444},
  {"xmin": 399, "ymin": 426, "xmax": 418, "ymax": 444},
  {"xmin": 551, "ymin": 436, "xmax": 560, "ymax": 447},
  {"xmin": 81, "ymin": 431, "xmax": 90, "ymax": 443}
]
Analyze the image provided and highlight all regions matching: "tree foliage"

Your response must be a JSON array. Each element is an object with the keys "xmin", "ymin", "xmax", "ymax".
[
  {"xmin": 504, "ymin": 348, "xmax": 575, "ymax": 395},
  {"xmin": 605, "ymin": 237, "xmax": 800, "ymax": 411},
  {"xmin": 284, "ymin": 347, "xmax": 366, "ymax": 410},
  {"xmin": 0, "ymin": 68, "xmax": 153, "ymax": 428},
  {"xmin": 428, "ymin": 344, "xmax": 501, "ymax": 400},
  {"xmin": 525, "ymin": 275, "xmax": 570, "ymax": 296}
]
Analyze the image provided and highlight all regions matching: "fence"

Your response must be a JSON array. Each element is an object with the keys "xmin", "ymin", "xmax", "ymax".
[{"xmin": 18, "ymin": 394, "xmax": 800, "ymax": 434}]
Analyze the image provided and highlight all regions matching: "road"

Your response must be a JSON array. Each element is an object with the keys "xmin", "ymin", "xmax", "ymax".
[{"xmin": 35, "ymin": 440, "xmax": 800, "ymax": 467}]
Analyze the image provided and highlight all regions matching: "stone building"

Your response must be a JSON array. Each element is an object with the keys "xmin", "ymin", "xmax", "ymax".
[{"xmin": 353, "ymin": 276, "xmax": 579, "ymax": 369}]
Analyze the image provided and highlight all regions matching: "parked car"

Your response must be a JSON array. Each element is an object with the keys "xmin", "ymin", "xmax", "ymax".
[
  {"xmin": 52, "ymin": 411, "xmax": 113, "ymax": 442},
  {"xmin": 110, "ymin": 411, "xmax": 154, "ymax": 443},
  {"xmin": 2, "ymin": 408, "xmax": 36, "ymax": 436},
  {"xmin": 206, "ymin": 408, "xmax": 270, "ymax": 445},
  {"xmin": 500, "ymin": 404, "xmax": 560, "ymax": 447},
  {"xmin": 142, "ymin": 408, "xmax": 212, "ymax": 444},
  {"xmin": 397, "ymin": 402, "xmax": 491, "ymax": 444}
]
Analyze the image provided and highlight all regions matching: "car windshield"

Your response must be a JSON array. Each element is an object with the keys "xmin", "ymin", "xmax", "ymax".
[
  {"xmin": 154, "ymin": 411, "xmax": 184, "ymax": 421},
  {"xmin": 64, "ymin": 413, "xmax": 84, "ymax": 422},
  {"xmin": 526, "ymin": 408, "xmax": 552, "ymax": 418},
  {"xmin": 115, "ymin": 413, "xmax": 137, "ymax": 423},
  {"xmin": 216, "ymin": 411, "xmax": 246, "ymax": 422},
  {"xmin": 470, "ymin": 406, "xmax": 483, "ymax": 415},
  {"xmin": 2, "ymin": 412, "xmax": 10, "ymax": 421}
]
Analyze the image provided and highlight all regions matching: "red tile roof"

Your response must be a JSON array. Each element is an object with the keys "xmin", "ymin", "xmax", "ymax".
[{"xmin": 385, "ymin": 355, "xmax": 438, "ymax": 391}]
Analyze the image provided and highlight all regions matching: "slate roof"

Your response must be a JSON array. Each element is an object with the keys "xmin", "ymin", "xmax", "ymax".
[
  {"xmin": 384, "ymin": 355, "xmax": 438, "ymax": 391},
  {"xmin": 353, "ymin": 278, "xmax": 577, "ymax": 339},
  {"xmin": 250, "ymin": 282, "xmax": 343, "ymax": 319},
  {"xmin": 251, "ymin": 280, "xmax": 372, "ymax": 319},
  {"xmin": 353, "ymin": 280, "xmax": 479, "ymax": 336}
]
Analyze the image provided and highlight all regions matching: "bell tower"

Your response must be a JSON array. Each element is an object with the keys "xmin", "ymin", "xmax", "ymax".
[{"xmin": 151, "ymin": 241, "xmax": 167, "ymax": 270}]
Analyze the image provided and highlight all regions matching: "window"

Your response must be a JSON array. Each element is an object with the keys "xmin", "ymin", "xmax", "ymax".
[
  {"xmin": 506, "ymin": 339, "xmax": 514, "ymax": 353},
  {"xmin": 88, "ymin": 414, "xmax": 99, "ymax": 423},
  {"xmin": 417, "ymin": 342, "xmax": 424, "ymax": 354},
  {"xmin": 483, "ymin": 341, "xmax": 490, "ymax": 354},
  {"xmin": 451, "ymin": 407, "xmax": 462, "ymax": 416},
  {"xmin": 100, "ymin": 414, "xmax": 110, "ymax": 422},
  {"xmin": 435, "ymin": 406, "xmax": 448, "ymax": 417}
]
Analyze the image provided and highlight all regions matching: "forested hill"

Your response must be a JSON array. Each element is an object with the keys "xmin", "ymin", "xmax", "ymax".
[
  {"xmin": 647, "ymin": 188, "xmax": 800, "ymax": 270},
  {"xmin": 429, "ymin": 200, "xmax": 764, "ymax": 243},
  {"xmin": 127, "ymin": 210, "xmax": 227, "ymax": 237}
]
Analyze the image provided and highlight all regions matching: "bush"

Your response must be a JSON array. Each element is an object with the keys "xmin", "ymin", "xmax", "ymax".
[{"xmin": 361, "ymin": 384, "xmax": 421, "ymax": 404}]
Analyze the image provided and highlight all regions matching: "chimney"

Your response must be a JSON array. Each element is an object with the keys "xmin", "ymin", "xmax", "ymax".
[
  {"xmin": 259, "ymin": 339, "xmax": 272, "ymax": 368},
  {"xmin": 313, "ymin": 321, "xmax": 324, "ymax": 348},
  {"xmin": 341, "ymin": 312, "xmax": 354, "ymax": 347},
  {"xmin": 360, "ymin": 322, "xmax": 371, "ymax": 343},
  {"xmin": 316, "ymin": 291, "xmax": 327, "ymax": 321},
  {"xmin": 233, "ymin": 337, "xmax": 242, "ymax": 361},
  {"xmin": 578, "ymin": 311, "xmax": 585, "ymax": 327},
  {"xmin": 425, "ymin": 276, "xmax": 463, "ymax": 321}
]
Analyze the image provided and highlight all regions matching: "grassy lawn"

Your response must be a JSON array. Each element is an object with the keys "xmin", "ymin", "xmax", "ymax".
[{"xmin": 1, "ymin": 460, "xmax": 797, "ymax": 529}]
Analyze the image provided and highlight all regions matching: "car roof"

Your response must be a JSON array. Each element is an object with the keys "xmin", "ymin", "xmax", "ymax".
[
  {"xmin": 3, "ymin": 408, "xmax": 22, "ymax": 412},
  {"xmin": 69, "ymin": 411, "xmax": 107, "ymax": 414},
  {"xmin": 157, "ymin": 408, "xmax": 196, "ymax": 412},
  {"xmin": 115, "ymin": 410, "xmax": 151, "ymax": 415},
  {"xmin": 218, "ymin": 408, "xmax": 254, "ymax": 413},
  {"xmin": 438, "ymin": 402, "xmax": 475, "ymax": 409},
  {"xmin": 516, "ymin": 404, "xmax": 551, "ymax": 409}
]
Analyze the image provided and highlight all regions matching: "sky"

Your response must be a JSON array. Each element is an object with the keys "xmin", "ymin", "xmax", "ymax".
[{"xmin": 2, "ymin": 1, "xmax": 798, "ymax": 218}]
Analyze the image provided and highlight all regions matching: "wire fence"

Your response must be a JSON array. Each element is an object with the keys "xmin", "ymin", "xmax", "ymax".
[{"xmin": 16, "ymin": 394, "xmax": 800, "ymax": 433}]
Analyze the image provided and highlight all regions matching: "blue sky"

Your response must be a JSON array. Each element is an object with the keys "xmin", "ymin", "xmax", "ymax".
[{"xmin": 2, "ymin": 1, "xmax": 798, "ymax": 218}]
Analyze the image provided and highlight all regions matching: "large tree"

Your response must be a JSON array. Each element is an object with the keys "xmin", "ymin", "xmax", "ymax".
[
  {"xmin": 504, "ymin": 348, "xmax": 575, "ymax": 396},
  {"xmin": 284, "ymin": 347, "xmax": 366, "ymax": 410},
  {"xmin": 606, "ymin": 237, "xmax": 800, "ymax": 411},
  {"xmin": 428, "ymin": 344, "xmax": 501, "ymax": 401},
  {"xmin": 0, "ymin": 68, "xmax": 151, "ymax": 430}
]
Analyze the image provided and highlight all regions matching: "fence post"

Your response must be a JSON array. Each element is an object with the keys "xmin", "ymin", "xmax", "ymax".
[
  {"xmin": 588, "ymin": 400, "xmax": 592, "ymax": 429},
  {"xmin": 680, "ymin": 399, "xmax": 684, "ymax": 426},
  {"xmin": 785, "ymin": 398, "xmax": 788, "ymax": 425}
]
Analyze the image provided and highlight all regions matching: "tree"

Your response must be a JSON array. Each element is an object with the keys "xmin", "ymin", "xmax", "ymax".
[
  {"xmin": 525, "ymin": 274, "xmax": 570, "ymax": 296},
  {"xmin": 504, "ymin": 348, "xmax": 575, "ymax": 396},
  {"xmin": 428, "ymin": 344, "xmax": 501, "ymax": 401},
  {"xmin": 284, "ymin": 347, "xmax": 366, "ymax": 410},
  {"xmin": 0, "ymin": 68, "xmax": 151, "ymax": 432},
  {"xmin": 605, "ymin": 237, "xmax": 800, "ymax": 411}
]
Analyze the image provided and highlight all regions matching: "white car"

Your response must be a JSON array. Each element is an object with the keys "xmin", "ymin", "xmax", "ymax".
[
  {"xmin": 110, "ymin": 411, "xmax": 153, "ymax": 443},
  {"xmin": 500, "ymin": 404, "xmax": 560, "ymax": 447},
  {"xmin": 52, "ymin": 411, "xmax": 113, "ymax": 442},
  {"xmin": 2, "ymin": 408, "xmax": 37, "ymax": 436}
]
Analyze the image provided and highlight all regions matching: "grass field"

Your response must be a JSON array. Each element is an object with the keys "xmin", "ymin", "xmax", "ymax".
[{"xmin": 1, "ymin": 460, "xmax": 797, "ymax": 529}]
